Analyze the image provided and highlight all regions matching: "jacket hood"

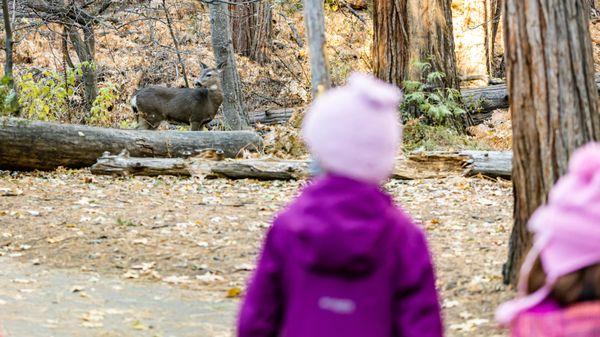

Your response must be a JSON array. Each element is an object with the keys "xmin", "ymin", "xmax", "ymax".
[{"xmin": 282, "ymin": 174, "xmax": 395, "ymax": 277}]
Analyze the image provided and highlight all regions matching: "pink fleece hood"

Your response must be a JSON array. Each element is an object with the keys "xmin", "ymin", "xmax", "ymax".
[
  {"xmin": 496, "ymin": 142, "xmax": 600, "ymax": 325},
  {"xmin": 302, "ymin": 73, "xmax": 403, "ymax": 185}
]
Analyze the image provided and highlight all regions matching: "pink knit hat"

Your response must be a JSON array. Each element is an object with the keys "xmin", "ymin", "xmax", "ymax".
[
  {"xmin": 496, "ymin": 142, "xmax": 600, "ymax": 325},
  {"xmin": 302, "ymin": 73, "xmax": 403, "ymax": 184}
]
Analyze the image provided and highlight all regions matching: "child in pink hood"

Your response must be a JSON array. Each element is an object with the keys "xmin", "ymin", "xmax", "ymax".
[
  {"xmin": 496, "ymin": 142, "xmax": 600, "ymax": 337},
  {"xmin": 237, "ymin": 73, "xmax": 443, "ymax": 337}
]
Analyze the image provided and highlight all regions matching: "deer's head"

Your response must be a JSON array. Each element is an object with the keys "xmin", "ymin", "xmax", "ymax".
[{"xmin": 195, "ymin": 61, "xmax": 227, "ymax": 90}]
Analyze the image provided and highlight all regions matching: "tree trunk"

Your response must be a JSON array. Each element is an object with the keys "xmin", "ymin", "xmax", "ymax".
[
  {"xmin": 485, "ymin": 0, "xmax": 504, "ymax": 78},
  {"xmin": 209, "ymin": 2, "xmax": 250, "ymax": 130},
  {"xmin": 372, "ymin": 0, "xmax": 459, "ymax": 89},
  {"xmin": 67, "ymin": 25, "xmax": 97, "ymax": 114},
  {"xmin": 2, "ymin": 0, "xmax": 13, "ymax": 82},
  {"xmin": 0, "ymin": 118, "xmax": 263, "ymax": 171},
  {"xmin": 503, "ymin": 0, "xmax": 600, "ymax": 285},
  {"xmin": 230, "ymin": 0, "xmax": 272, "ymax": 64},
  {"xmin": 303, "ymin": 0, "xmax": 331, "ymax": 96}
]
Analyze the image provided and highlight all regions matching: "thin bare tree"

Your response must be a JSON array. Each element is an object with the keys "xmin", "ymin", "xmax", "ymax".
[
  {"xmin": 209, "ymin": 1, "xmax": 249, "ymax": 130},
  {"xmin": 303, "ymin": 0, "xmax": 330, "ymax": 96}
]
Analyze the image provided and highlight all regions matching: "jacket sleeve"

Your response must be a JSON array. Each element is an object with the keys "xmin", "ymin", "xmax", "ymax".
[
  {"xmin": 394, "ymin": 226, "xmax": 443, "ymax": 337},
  {"xmin": 237, "ymin": 223, "xmax": 284, "ymax": 337}
]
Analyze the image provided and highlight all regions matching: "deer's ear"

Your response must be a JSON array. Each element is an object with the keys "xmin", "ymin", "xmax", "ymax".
[
  {"xmin": 217, "ymin": 60, "xmax": 228, "ymax": 71},
  {"xmin": 200, "ymin": 62, "xmax": 209, "ymax": 70}
]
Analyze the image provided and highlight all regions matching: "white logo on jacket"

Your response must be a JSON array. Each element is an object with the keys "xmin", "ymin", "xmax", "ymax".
[{"xmin": 318, "ymin": 296, "xmax": 356, "ymax": 314}]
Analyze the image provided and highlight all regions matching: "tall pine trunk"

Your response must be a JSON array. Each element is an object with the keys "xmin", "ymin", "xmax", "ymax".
[
  {"xmin": 372, "ymin": 0, "xmax": 458, "ymax": 89},
  {"xmin": 503, "ymin": 0, "xmax": 600, "ymax": 285},
  {"xmin": 230, "ymin": 0, "xmax": 272, "ymax": 65}
]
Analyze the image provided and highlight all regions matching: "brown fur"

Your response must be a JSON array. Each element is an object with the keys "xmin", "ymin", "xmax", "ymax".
[
  {"xmin": 528, "ymin": 258, "xmax": 600, "ymax": 306},
  {"xmin": 132, "ymin": 62, "xmax": 225, "ymax": 131}
]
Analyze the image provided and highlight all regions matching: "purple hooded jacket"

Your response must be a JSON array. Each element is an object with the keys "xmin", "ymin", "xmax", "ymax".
[{"xmin": 237, "ymin": 175, "xmax": 443, "ymax": 337}]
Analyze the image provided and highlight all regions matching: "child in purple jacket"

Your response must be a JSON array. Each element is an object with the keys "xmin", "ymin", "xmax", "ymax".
[{"xmin": 237, "ymin": 73, "xmax": 443, "ymax": 337}]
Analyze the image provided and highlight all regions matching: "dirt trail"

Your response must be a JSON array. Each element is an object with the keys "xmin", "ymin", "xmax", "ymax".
[
  {"xmin": 0, "ymin": 257, "xmax": 235, "ymax": 337},
  {"xmin": 1, "ymin": 170, "xmax": 514, "ymax": 336}
]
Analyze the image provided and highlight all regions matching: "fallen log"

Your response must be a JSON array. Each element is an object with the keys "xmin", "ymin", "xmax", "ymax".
[
  {"xmin": 0, "ymin": 118, "xmax": 263, "ymax": 171},
  {"xmin": 250, "ymin": 108, "xmax": 300, "ymax": 125},
  {"xmin": 194, "ymin": 158, "xmax": 456, "ymax": 180},
  {"xmin": 238, "ymin": 75, "xmax": 600, "ymax": 126},
  {"xmin": 208, "ymin": 89, "xmax": 509, "ymax": 128},
  {"xmin": 462, "ymin": 85, "xmax": 510, "ymax": 124},
  {"xmin": 464, "ymin": 73, "xmax": 600, "ymax": 123},
  {"xmin": 192, "ymin": 159, "xmax": 310, "ymax": 180},
  {"xmin": 208, "ymin": 107, "xmax": 300, "ymax": 128},
  {"xmin": 91, "ymin": 150, "xmax": 191, "ymax": 176},
  {"xmin": 462, "ymin": 150, "xmax": 512, "ymax": 179},
  {"xmin": 88, "ymin": 150, "xmax": 513, "ymax": 180},
  {"xmin": 89, "ymin": 156, "xmax": 468, "ymax": 180},
  {"xmin": 409, "ymin": 150, "xmax": 512, "ymax": 179}
]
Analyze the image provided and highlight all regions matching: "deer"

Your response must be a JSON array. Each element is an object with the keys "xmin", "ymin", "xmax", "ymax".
[{"xmin": 131, "ymin": 62, "xmax": 226, "ymax": 131}]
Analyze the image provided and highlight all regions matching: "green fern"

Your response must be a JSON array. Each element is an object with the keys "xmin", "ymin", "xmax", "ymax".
[
  {"xmin": 412, "ymin": 60, "xmax": 432, "ymax": 73},
  {"xmin": 400, "ymin": 67, "xmax": 466, "ymax": 127},
  {"xmin": 426, "ymin": 71, "xmax": 446, "ymax": 83}
]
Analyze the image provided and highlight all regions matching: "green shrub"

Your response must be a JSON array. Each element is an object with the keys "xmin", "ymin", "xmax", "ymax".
[
  {"xmin": 16, "ymin": 67, "xmax": 77, "ymax": 121},
  {"xmin": 88, "ymin": 82, "xmax": 118, "ymax": 126},
  {"xmin": 0, "ymin": 76, "xmax": 19, "ymax": 116},
  {"xmin": 403, "ymin": 119, "xmax": 490, "ymax": 152},
  {"xmin": 400, "ymin": 61, "xmax": 466, "ymax": 127},
  {"xmin": 15, "ymin": 63, "xmax": 120, "ymax": 126}
]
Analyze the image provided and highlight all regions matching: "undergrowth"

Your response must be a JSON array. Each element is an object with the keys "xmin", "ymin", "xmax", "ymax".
[
  {"xmin": 400, "ymin": 61, "xmax": 467, "ymax": 129},
  {"xmin": 15, "ymin": 63, "xmax": 119, "ymax": 126},
  {"xmin": 402, "ymin": 118, "xmax": 491, "ymax": 152},
  {"xmin": 0, "ymin": 76, "xmax": 19, "ymax": 116}
]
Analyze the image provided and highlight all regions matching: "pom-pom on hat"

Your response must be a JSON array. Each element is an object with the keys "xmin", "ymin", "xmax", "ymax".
[
  {"xmin": 302, "ymin": 73, "xmax": 403, "ymax": 184},
  {"xmin": 496, "ymin": 142, "xmax": 600, "ymax": 325}
]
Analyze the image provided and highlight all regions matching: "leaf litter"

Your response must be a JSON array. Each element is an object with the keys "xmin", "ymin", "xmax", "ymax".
[{"xmin": 0, "ymin": 169, "xmax": 513, "ymax": 336}]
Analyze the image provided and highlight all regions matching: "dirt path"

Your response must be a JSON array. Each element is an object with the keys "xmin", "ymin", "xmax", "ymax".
[
  {"xmin": 1, "ymin": 170, "xmax": 514, "ymax": 336},
  {"xmin": 0, "ymin": 257, "xmax": 235, "ymax": 337}
]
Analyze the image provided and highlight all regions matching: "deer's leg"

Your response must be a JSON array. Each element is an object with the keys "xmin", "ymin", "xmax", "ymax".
[
  {"xmin": 136, "ymin": 116, "xmax": 151, "ymax": 130},
  {"xmin": 190, "ymin": 121, "xmax": 203, "ymax": 131}
]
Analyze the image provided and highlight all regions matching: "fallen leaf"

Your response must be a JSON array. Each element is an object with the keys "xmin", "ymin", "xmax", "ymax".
[
  {"xmin": 122, "ymin": 270, "xmax": 140, "ymax": 279},
  {"xmin": 81, "ymin": 321, "xmax": 103, "ymax": 328},
  {"xmin": 163, "ymin": 275, "xmax": 191, "ymax": 284},
  {"xmin": 131, "ymin": 262, "xmax": 155, "ymax": 271},
  {"xmin": 132, "ymin": 238, "xmax": 149, "ymax": 245},
  {"xmin": 46, "ymin": 236, "xmax": 67, "ymax": 244},
  {"xmin": 196, "ymin": 272, "xmax": 224, "ymax": 283},
  {"xmin": 0, "ymin": 188, "xmax": 23, "ymax": 196},
  {"xmin": 12, "ymin": 278, "xmax": 36, "ymax": 284},
  {"xmin": 131, "ymin": 320, "xmax": 148, "ymax": 330},
  {"xmin": 71, "ymin": 285, "xmax": 85, "ymax": 293},
  {"xmin": 234, "ymin": 263, "xmax": 254, "ymax": 272},
  {"xmin": 27, "ymin": 210, "xmax": 40, "ymax": 216},
  {"xmin": 226, "ymin": 287, "xmax": 242, "ymax": 298},
  {"xmin": 81, "ymin": 310, "xmax": 104, "ymax": 322}
]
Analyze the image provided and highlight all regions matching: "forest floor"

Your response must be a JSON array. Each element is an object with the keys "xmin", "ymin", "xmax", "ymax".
[{"xmin": 0, "ymin": 168, "xmax": 513, "ymax": 337}]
